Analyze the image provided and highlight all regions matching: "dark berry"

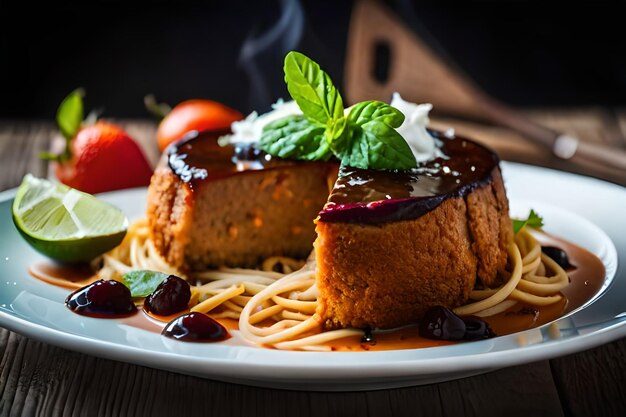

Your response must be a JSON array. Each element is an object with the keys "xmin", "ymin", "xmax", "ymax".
[
  {"xmin": 162, "ymin": 312, "xmax": 229, "ymax": 342},
  {"xmin": 361, "ymin": 326, "xmax": 376, "ymax": 344},
  {"xmin": 144, "ymin": 275, "xmax": 191, "ymax": 316},
  {"xmin": 233, "ymin": 144, "xmax": 264, "ymax": 162},
  {"xmin": 65, "ymin": 279, "xmax": 136, "ymax": 317},
  {"xmin": 542, "ymin": 246, "xmax": 575, "ymax": 270},
  {"xmin": 463, "ymin": 317, "xmax": 495, "ymax": 340},
  {"xmin": 419, "ymin": 306, "xmax": 466, "ymax": 340}
]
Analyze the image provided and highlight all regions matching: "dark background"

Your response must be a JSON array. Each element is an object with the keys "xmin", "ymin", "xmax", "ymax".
[{"xmin": 1, "ymin": 0, "xmax": 624, "ymax": 119}]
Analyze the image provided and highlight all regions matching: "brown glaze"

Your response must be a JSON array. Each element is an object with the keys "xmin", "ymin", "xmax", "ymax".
[
  {"xmin": 319, "ymin": 132, "xmax": 499, "ymax": 224},
  {"xmin": 167, "ymin": 129, "xmax": 325, "ymax": 191},
  {"xmin": 168, "ymin": 129, "xmax": 499, "ymax": 224}
]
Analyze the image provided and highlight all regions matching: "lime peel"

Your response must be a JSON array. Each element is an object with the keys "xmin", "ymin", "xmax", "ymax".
[{"xmin": 12, "ymin": 174, "xmax": 128, "ymax": 263}]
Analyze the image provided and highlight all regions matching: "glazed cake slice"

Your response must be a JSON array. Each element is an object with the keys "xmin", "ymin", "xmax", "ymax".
[
  {"xmin": 147, "ymin": 130, "xmax": 337, "ymax": 271},
  {"xmin": 314, "ymin": 132, "xmax": 513, "ymax": 329}
]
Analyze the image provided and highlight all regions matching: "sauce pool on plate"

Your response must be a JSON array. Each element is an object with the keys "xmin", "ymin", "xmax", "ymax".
[{"xmin": 28, "ymin": 231, "xmax": 605, "ymax": 350}]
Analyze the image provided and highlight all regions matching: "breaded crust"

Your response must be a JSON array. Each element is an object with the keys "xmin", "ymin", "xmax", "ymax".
[{"xmin": 147, "ymin": 166, "xmax": 193, "ymax": 270}]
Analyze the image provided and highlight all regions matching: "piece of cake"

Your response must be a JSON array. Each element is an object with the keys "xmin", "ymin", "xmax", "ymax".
[
  {"xmin": 147, "ymin": 129, "xmax": 337, "ymax": 271},
  {"xmin": 146, "ymin": 95, "xmax": 513, "ymax": 331},
  {"xmin": 314, "ymin": 132, "xmax": 513, "ymax": 329}
]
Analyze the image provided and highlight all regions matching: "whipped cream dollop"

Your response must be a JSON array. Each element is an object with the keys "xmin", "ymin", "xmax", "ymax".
[
  {"xmin": 220, "ymin": 99, "xmax": 302, "ymax": 145},
  {"xmin": 223, "ymin": 94, "xmax": 442, "ymax": 164},
  {"xmin": 389, "ymin": 92, "xmax": 443, "ymax": 163}
]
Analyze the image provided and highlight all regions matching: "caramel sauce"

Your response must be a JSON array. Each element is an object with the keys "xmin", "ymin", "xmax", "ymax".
[
  {"xmin": 29, "ymin": 262, "xmax": 99, "ymax": 290},
  {"xmin": 142, "ymin": 307, "xmax": 238, "ymax": 331},
  {"xmin": 143, "ymin": 307, "xmax": 184, "ymax": 324},
  {"xmin": 121, "ymin": 310, "xmax": 238, "ymax": 337},
  {"xmin": 29, "ymin": 231, "xmax": 605, "ymax": 351}
]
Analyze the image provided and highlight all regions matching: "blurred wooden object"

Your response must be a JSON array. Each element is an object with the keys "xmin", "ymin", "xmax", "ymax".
[
  {"xmin": 345, "ymin": 0, "xmax": 485, "ymax": 119},
  {"xmin": 345, "ymin": 0, "xmax": 626, "ymax": 176},
  {"xmin": 429, "ymin": 109, "xmax": 626, "ymax": 186}
]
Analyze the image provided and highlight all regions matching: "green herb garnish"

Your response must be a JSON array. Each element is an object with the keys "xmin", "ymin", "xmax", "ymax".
[
  {"xmin": 259, "ymin": 51, "xmax": 416, "ymax": 170},
  {"xmin": 40, "ymin": 88, "xmax": 85, "ymax": 163},
  {"xmin": 512, "ymin": 209, "xmax": 544, "ymax": 234},
  {"xmin": 56, "ymin": 88, "xmax": 84, "ymax": 141},
  {"xmin": 122, "ymin": 270, "xmax": 169, "ymax": 298}
]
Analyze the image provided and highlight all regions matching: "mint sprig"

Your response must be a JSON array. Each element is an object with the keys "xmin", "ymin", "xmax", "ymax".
[
  {"xmin": 259, "ymin": 51, "xmax": 416, "ymax": 170},
  {"xmin": 512, "ymin": 209, "xmax": 544, "ymax": 234}
]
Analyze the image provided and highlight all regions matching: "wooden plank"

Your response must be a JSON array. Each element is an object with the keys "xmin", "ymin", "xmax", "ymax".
[
  {"xmin": 550, "ymin": 337, "xmax": 626, "ymax": 417},
  {"xmin": 0, "ymin": 121, "xmax": 52, "ymax": 190},
  {"xmin": 615, "ymin": 109, "xmax": 626, "ymax": 147},
  {"xmin": 0, "ymin": 328, "xmax": 567, "ymax": 417},
  {"xmin": 437, "ymin": 362, "xmax": 564, "ymax": 417}
]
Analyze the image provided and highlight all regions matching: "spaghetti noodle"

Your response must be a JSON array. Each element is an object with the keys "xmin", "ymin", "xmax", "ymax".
[{"xmin": 97, "ymin": 219, "xmax": 570, "ymax": 350}]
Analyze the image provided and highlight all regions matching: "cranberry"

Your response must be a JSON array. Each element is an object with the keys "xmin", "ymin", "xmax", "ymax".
[
  {"xmin": 463, "ymin": 317, "xmax": 495, "ymax": 340},
  {"xmin": 419, "ymin": 306, "xmax": 466, "ymax": 340},
  {"xmin": 542, "ymin": 246, "xmax": 575, "ymax": 270},
  {"xmin": 144, "ymin": 275, "xmax": 191, "ymax": 316},
  {"xmin": 65, "ymin": 279, "xmax": 135, "ymax": 317},
  {"xmin": 162, "ymin": 312, "xmax": 229, "ymax": 342}
]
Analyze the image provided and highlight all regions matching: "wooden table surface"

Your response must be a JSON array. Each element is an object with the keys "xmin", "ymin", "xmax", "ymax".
[{"xmin": 0, "ymin": 112, "xmax": 625, "ymax": 416}]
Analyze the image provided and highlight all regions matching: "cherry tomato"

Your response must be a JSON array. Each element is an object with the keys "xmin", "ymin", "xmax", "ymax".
[{"xmin": 156, "ymin": 99, "xmax": 243, "ymax": 152}]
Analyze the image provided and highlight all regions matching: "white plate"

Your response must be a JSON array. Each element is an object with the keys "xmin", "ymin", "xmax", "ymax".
[{"xmin": 0, "ymin": 162, "xmax": 623, "ymax": 391}]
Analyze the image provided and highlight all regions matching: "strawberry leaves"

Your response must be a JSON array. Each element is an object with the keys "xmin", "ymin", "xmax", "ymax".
[
  {"xmin": 57, "ymin": 88, "xmax": 85, "ymax": 141},
  {"xmin": 41, "ymin": 88, "xmax": 86, "ymax": 162}
]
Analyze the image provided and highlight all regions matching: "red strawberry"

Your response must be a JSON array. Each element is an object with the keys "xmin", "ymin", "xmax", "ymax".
[
  {"xmin": 55, "ymin": 121, "xmax": 153, "ymax": 194},
  {"xmin": 45, "ymin": 90, "xmax": 153, "ymax": 194}
]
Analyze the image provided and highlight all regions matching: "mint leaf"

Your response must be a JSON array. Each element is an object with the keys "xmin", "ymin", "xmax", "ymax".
[
  {"xmin": 347, "ymin": 100, "xmax": 405, "ymax": 128},
  {"xmin": 56, "ymin": 88, "xmax": 85, "ymax": 140},
  {"xmin": 340, "ymin": 121, "xmax": 416, "ymax": 170},
  {"xmin": 512, "ymin": 209, "xmax": 544, "ymax": 234},
  {"xmin": 337, "ymin": 101, "xmax": 415, "ymax": 170},
  {"xmin": 260, "ymin": 115, "xmax": 332, "ymax": 161},
  {"xmin": 122, "ymin": 270, "xmax": 169, "ymax": 297},
  {"xmin": 326, "ymin": 116, "xmax": 348, "ymax": 141},
  {"xmin": 283, "ymin": 51, "xmax": 344, "ymax": 125}
]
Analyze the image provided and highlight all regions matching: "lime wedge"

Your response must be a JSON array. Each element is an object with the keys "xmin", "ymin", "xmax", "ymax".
[{"xmin": 12, "ymin": 174, "xmax": 128, "ymax": 263}]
